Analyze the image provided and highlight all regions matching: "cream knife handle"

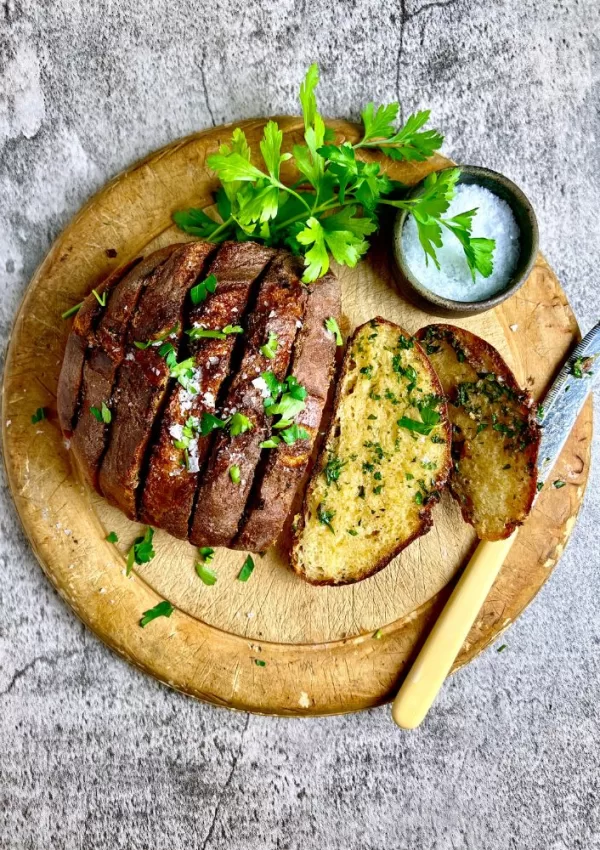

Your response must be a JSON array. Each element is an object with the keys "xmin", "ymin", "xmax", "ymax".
[{"xmin": 392, "ymin": 533, "xmax": 517, "ymax": 729}]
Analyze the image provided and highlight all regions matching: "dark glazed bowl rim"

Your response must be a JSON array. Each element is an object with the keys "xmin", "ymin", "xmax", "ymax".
[{"xmin": 392, "ymin": 165, "xmax": 539, "ymax": 317}]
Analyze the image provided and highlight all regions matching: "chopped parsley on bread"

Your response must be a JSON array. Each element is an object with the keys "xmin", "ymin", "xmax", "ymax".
[
  {"xmin": 291, "ymin": 317, "xmax": 452, "ymax": 585},
  {"xmin": 416, "ymin": 324, "xmax": 540, "ymax": 541}
]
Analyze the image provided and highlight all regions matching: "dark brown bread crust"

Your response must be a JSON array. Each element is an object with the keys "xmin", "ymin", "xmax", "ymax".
[
  {"xmin": 234, "ymin": 271, "xmax": 341, "ymax": 552},
  {"xmin": 56, "ymin": 259, "xmax": 140, "ymax": 435},
  {"xmin": 291, "ymin": 317, "xmax": 453, "ymax": 585},
  {"xmin": 140, "ymin": 242, "xmax": 275, "ymax": 539},
  {"xmin": 98, "ymin": 242, "xmax": 215, "ymax": 518},
  {"xmin": 189, "ymin": 253, "xmax": 308, "ymax": 547},
  {"xmin": 416, "ymin": 323, "xmax": 540, "ymax": 540},
  {"xmin": 70, "ymin": 247, "xmax": 178, "ymax": 488}
]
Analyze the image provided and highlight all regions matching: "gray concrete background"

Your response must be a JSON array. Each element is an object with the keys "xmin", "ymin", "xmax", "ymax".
[{"xmin": 1, "ymin": 1, "xmax": 599, "ymax": 848}]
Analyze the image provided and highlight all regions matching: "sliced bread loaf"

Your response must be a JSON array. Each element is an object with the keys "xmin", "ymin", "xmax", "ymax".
[
  {"xmin": 291, "ymin": 317, "xmax": 452, "ymax": 585},
  {"xmin": 416, "ymin": 324, "xmax": 540, "ymax": 540}
]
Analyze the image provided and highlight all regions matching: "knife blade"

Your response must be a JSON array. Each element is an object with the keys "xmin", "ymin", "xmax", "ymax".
[{"xmin": 535, "ymin": 322, "xmax": 600, "ymax": 487}]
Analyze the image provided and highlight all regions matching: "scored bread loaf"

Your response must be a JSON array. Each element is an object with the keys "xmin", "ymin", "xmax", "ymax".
[
  {"xmin": 416, "ymin": 324, "xmax": 540, "ymax": 540},
  {"xmin": 291, "ymin": 317, "xmax": 452, "ymax": 585}
]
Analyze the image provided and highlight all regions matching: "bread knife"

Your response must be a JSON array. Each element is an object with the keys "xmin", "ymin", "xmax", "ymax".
[{"xmin": 392, "ymin": 321, "xmax": 600, "ymax": 729}]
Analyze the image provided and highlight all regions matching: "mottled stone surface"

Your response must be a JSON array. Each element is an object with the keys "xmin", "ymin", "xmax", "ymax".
[{"xmin": 1, "ymin": 1, "xmax": 599, "ymax": 848}]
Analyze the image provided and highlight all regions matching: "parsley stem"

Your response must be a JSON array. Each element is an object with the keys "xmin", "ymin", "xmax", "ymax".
[
  {"xmin": 378, "ymin": 198, "xmax": 417, "ymax": 212},
  {"xmin": 61, "ymin": 301, "xmax": 83, "ymax": 319},
  {"xmin": 273, "ymin": 179, "xmax": 312, "ymax": 212},
  {"xmin": 208, "ymin": 216, "xmax": 235, "ymax": 240},
  {"xmin": 354, "ymin": 139, "xmax": 408, "ymax": 150},
  {"xmin": 271, "ymin": 198, "xmax": 341, "ymax": 233}
]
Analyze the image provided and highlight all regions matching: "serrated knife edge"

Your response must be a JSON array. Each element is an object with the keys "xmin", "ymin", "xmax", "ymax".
[{"xmin": 536, "ymin": 321, "xmax": 600, "ymax": 486}]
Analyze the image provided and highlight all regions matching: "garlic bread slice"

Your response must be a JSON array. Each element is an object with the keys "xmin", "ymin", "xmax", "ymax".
[
  {"xmin": 291, "ymin": 317, "xmax": 451, "ymax": 585},
  {"xmin": 416, "ymin": 324, "xmax": 540, "ymax": 541}
]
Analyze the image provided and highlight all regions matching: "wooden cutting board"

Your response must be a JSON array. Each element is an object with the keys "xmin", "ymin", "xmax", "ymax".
[{"xmin": 1, "ymin": 118, "xmax": 592, "ymax": 715}]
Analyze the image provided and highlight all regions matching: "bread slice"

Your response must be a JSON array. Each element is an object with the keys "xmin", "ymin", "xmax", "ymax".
[
  {"xmin": 140, "ymin": 241, "xmax": 275, "ymax": 539},
  {"xmin": 70, "ymin": 247, "xmax": 178, "ymax": 488},
  {"xmin": 189, "ymin": 252, "xmax": 308, "ymax": 547},
  {"xmin": 416, "ymin": 324, "xmax": 540, "ymax": 540},
  {"xmin": 291, "ymin": 317, "xmax": 452, "ymax": 585},
  {"xmin": 98, "ymin": 241, "xmax": 215, "ymax": 519},
  {"xmin": 57, "ymin": 258, "xmax": 141, "ymax": 435},
  {"xmin": 234, "ymin": 270, "xmax": 341, "ymax": 552}
]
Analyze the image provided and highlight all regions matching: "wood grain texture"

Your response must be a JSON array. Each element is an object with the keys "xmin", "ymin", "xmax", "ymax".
[{"xmin": 1, "ymin": 118, "xmax": 592, "ymax": 715}]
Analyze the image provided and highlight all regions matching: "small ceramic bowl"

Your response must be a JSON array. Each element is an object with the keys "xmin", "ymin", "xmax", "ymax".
[{"xmin": 392, "ymin": 165, "xmax": 539, "ymax": 318}]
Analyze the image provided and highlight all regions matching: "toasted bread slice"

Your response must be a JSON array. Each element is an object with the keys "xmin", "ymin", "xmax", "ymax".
[
  {"xmin": 70, "ymin": 247, "xmax": 178, "ymax": 488},
  {"xmin": 57, "ymin": 258, "xmax": 141, "ymax": 434},
  {"xmin": 98, "ymin": 241, "xmax": 215, "ymax": 519},
  {"xmin": 234, "ymin": 270, "xmax": 341, "ymax": 552},
  {"xmin": 416, "ymin": 324, "xmax": 540, "ymax": 540},
  {"xmin": 291, "ymin": 317, "xmax": 452, "ymax": 585},
  {"xmin": 189, "ymin": 253, "xmax": 308, "ymax": 548},
  {"xmin": 140, "ymin": 241, "xmax": 275, "ymax": 539}
]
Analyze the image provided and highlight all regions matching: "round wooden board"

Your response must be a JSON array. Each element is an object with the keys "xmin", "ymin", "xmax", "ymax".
[{"xmin": 2, "ymin": 118, "xmax": 592, "ymax": 716}]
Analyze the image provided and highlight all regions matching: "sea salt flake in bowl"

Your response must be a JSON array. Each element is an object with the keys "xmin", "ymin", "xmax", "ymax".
[{"xmin": 392, "ymin": 165, "xmax": 539, "ymax": 318}]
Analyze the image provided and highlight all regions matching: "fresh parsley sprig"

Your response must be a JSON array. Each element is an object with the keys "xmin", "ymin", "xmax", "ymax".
[
  {"xmin": 174, "ymin": 64, "xmax": 495, "ymax": 284},
  {"xmin": 380, "ymin": 168, "xmax": 495, "ymax": 280},
  {"xmin": 356, "ymin": 104, "xmax": 444, "ymax": 161}
]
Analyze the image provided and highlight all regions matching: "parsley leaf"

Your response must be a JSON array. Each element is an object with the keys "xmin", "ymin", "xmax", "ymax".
[
  {"xmin": 297, "ymin": 216, "xmax": 368, "ymax": 282},
  {"xmin": 200, "ymin": 412, "xmax": 229, "ymax": 436},
  {"xmin": 324, "ymin": 454, "xmax": 346, "ymax": 485},
  {"xmin": 127, "ymin": 527, "xmax": 155, "ymax": 575},
  {"xmin": 260, "ymin": 120, "xmax": 291, "ymax": 180},
  {"xmin": 268, "ymin": 392, "xmax": 306, "ymax": 421},
  {"xmin": 571, "ymin": 355, "xmax": 594, "ymax": 379},
  {"xmin": 230, "ymin": 412, "xmax": 253, "ymax": 436},
  {"xmin": 172, "ymin": 416, "xmax": 201, "ymax": 451},
  {"xmin": 238, "ymin": 555, "xmax": 255, "ymax": 582},
  {"xmin": 280, "ymin": 423, "xmax": 309, "ymax": 444},
  {"xmin": 317, "ymin": 503, "xmax": 336, "ymax": 533},
  {"xmin": 90, "ymin": 402, "xmax": 111, "ymax": 424},
  {"xmin": 198, "ymin": 546, "xmax": 215, "ymax": 563},
  {"xmin": 187, "ymin": 324, "xmax": 243, "ymax": 340},
  {"xmin": 325, "ymin": 316, "xmax": 343, "ymax": 346},
  {"xmin": 196, "ymin": 561, "xmax": 217, "ymax": 585},
  {"xmin": 139, "ymin": 600, "xmax": 173, "ymax": 627},
  {"xmin": 261, "ymin": 371, "xmax": 285, "ymax": 400},
  {"xmin": 190, "ymin": 274, "xmax": 218, "ymax": 305},
  {"xmin": 358, "ymin": 106, "xmax": 444, "ymax": 162},
  {"xmin": 359, "ymin": 102, "xmax": 399, "ymax": 145},
  {"xmin": 397, "ymin": 399, "xmax": 442, "ymax": 436},
  {"xmin": 31, "ymin": 407, "xmax": 46, "ymax": 424},
  {"xmin": 299, "ymin": 63, "xmax": 319, "ymax": 131},
  {"xmin": 229, "ymin": 464, "xmax": 241, "ymax": 484},
  {"xmin": 105, "ymin": 531, "xmax": 119, "ymax": 543},
  {"xmin": 260, "ymin": 331, "xmax": 279, "ymax": 360},
  {"xmin": 206, "ymin": 152, "xmax": 265, "ymax": 184},
  {"xmin": 259, "ymin": 437, "xmax": 281, "ymax": 449},
  {"xmin": 173, "ymin": 208, "xmax": 231, "ymax": 241},
  {"xmin": 170, "ymin": 357, "xmax": 197, "ymax": 391}
]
